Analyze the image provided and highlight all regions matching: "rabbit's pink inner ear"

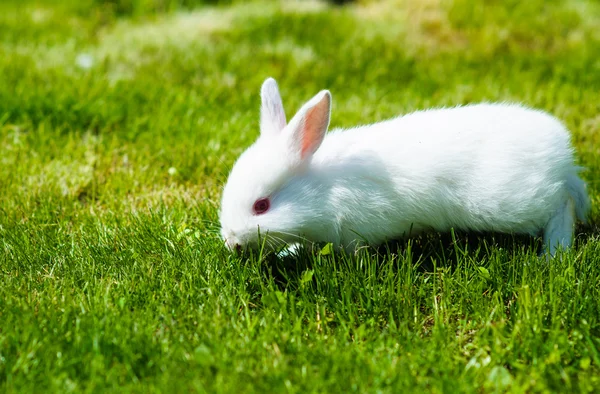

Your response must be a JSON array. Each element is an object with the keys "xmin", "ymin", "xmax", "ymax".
[{"xmin": 300, "ymin": 91, "xmax": 331, "ymax": 159}]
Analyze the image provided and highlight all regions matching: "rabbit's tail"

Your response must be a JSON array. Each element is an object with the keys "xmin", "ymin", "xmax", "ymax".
[{"xmin": 566, "ymin": 171, "xmax": 591, "ymax": 223}]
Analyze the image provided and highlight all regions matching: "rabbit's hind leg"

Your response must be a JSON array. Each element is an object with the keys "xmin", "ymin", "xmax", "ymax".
[{"xmin": 543, "ymin": 198, "xmax": 575, "ymax": 256}]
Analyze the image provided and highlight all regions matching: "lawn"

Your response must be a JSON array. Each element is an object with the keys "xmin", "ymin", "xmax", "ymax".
[{"xmin": 1, "ymin": 0, "xmax": 600, "ymax": 392}]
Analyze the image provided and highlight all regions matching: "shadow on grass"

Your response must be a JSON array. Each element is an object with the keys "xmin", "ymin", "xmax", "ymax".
[{"xmin": 259, "ymin": 222, "xmax": 598, "ymax": 290}]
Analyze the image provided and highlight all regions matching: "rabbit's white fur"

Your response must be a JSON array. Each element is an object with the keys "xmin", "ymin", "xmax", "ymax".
[{"xmin": 220, "ymin": 78, "xmax": 590, "ymax": 255}]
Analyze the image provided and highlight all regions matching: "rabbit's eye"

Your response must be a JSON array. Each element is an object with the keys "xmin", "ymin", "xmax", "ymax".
[{"xmin": 253, "ymin": 198, "xmax": 270, "ymax": 215}]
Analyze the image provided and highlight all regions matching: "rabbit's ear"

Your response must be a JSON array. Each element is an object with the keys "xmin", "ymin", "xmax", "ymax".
[
  {"xmin": 260, "ymin": 78, "xmax": 287, "ymax": 136},
  {"xmin": 286, "ymin": 90, "xmax": 331, "ymax": 161}
]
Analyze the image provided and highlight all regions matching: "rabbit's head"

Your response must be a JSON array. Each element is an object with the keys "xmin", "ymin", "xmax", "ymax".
[{"xmin": 220, "ymin": 78, "xmax": 331, "ymax": 251}]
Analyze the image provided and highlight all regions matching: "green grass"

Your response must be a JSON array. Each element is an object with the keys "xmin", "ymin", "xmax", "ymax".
[{"xmin": 1, "ymin": 0, "xmax": 600, "ymax": 392}]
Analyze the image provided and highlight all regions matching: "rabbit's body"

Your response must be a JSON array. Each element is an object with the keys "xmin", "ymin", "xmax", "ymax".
[
  {"xmin": 309, "ymin": 104, "xmax": 586, "ymax": 249},
  {"xmin": 220, "ymin": 79, "xmax": 589, "ymax": 255}
]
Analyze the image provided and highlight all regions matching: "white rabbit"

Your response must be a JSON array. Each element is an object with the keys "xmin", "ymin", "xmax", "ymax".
[{"xmin": 220, "ymin": 78, "xmax": 590, "ymax": 256}]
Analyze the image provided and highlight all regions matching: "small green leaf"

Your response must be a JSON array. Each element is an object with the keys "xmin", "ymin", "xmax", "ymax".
[
  {"xmin": 320, "ymin": 243, "xmax": 334, "ymax": 256},
  {"xmin": 300, "ymin": 270, "xmax": 314, "ymax": 286},
  {"xmin": 478, "ymin": 267, "xmax": 492, "ymax": 281},
  {"xmin": 275, "ymin": 291, "xmax": 287, "ymax": 306}
]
